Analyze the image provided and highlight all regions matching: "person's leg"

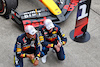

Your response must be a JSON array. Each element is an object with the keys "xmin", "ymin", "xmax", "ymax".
[
  {"xmin": 14, "ymin": 54, "xmax": 23, "ymax": 67},
  {"xmin": 54, "ymin": 46, "xmax": 65, "ymax": 61},
  {"xmin": 41, "ymin": 46, "xmax": 49, "ymax": 57},
  {"xmin": 24, "ymin": 47, "xmax": 36, "ymax": 64},
  {"xmin": 41, "ymin": 46, "xmax": 49, "ymax": 63},
  {"xmin": 14, "ymin": 44, "xmax": 23, "ymax": 67}
]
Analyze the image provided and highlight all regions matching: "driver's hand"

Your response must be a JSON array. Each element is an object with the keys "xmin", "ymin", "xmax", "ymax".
[
  {"xmin": 26, "ymin": 54, "xmax": 35, "ymax": 60},
  {"xmin": 54, "ymin": 45, "xmax": 60, "ymax": 52},
  {"xmin": 33, "ymin": 60, "xmax": 39, "ymax": 66},
  {"xmin": 57, "ymin": 40, "xmax": 61, "ymax": 48}
]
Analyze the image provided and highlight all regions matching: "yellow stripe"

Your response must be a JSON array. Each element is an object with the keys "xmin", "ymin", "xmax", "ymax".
[
  {"xmin": 62, "ymin": 41, "xmax": 66, "ymax": 45},
  {"xmin": 62, "ymin": 34, "xmax": 65, "ymax": 37},
  {"xmin": 48, "ymin": 44, "xmax": 53, "ymax": 47},
  {"xmin": 20, "ymin": 53, "xmax": 26, "ymax": 57},
  {"xmin": 22, "ymin": 46, "xmax": 31, "ymax": 51},
  {"xmin": 17, "ymin": 48, "xmax": 22, "ymax": 52},
  {"xmin": 51, "ymin": 44, "xmax": 53, "ymax": 47},
  {"xmin": 35, "ymin": 9, "xmax": 38, "ymax": 14},
  {"xmin": 14, "ymin": 56, "xmax": 15, "ymax": 64},
  {"xmin": 52, "ymin": 31, "xmax": 57, "ymax": 34},
  {"xmin": 23, "ymin": 54, "xmax": 26, "ymax": 57},
  {"xmin": 37, "ymin": 54, "xmax": 40, "ymax": 57},
  {"xmin": 38, "ymin": 42, "xmax": 40, "ymax": 45},
  {"xmin": 40, "ymin": 38, "xmax": 44, "ymax": 41},
  {"xmin": 37, "ymin": 53, "xmax": 40, "ymax": 57},
  {"xmin": 39, "ymin": 36, "xmax": 43, "ymax": 39},
  {"xmin": 25, "ymin": 46, "xmax": 30, "ymax": 49}
]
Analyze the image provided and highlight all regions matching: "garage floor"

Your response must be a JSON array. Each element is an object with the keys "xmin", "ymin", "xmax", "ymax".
[{"xmin": 0, "ymin": 0, "xmax": 100, "ymax": 67}]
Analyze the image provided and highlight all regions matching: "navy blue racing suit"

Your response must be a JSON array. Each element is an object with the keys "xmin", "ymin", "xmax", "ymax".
[
  {"xmin": 39, "ymin": 24, "xmax": 67, "ymax": 60},
  {"xmin": 14, "ymin": 33, "xmax": 40, "ymax": 67}
]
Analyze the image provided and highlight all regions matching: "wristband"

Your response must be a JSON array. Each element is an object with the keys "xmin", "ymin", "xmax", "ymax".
[{"xmin": 36, "ymin": 57, "xmax": 39, "ymax": 60}]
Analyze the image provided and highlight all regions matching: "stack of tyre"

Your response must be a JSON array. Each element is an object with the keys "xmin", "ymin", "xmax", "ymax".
[{"xmin": 0, "ymin": 0, "xmax": 18, "ymax": 18}]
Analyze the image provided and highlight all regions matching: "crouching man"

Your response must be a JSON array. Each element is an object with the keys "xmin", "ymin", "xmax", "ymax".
[
  {"xmin": 39, "ymin": 19, "xmax": 67, "ymax": 63},
  {"xmin": 14, "ymin": 25, "xmax": 40, "ymax": 67}
]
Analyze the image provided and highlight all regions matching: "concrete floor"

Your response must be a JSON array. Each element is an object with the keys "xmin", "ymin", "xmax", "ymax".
[{"xmin": 0, "ymin": 0, "xmax": 100, "ymax": 67}]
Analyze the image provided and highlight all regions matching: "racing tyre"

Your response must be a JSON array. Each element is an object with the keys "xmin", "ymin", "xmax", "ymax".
[{"xmin": 0, "ymin": 0, "xmax": 18, "ymax": 18}]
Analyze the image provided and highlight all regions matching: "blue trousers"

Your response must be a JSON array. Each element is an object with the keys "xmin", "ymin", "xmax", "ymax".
[{"xmin": 41, "ymin": 45, "xmax": 65, "ymax": 60}]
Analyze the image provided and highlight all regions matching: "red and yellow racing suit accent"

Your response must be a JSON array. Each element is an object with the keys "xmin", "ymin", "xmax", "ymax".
[
  {"xmin": 15, "ymin": 33, "xmax": 40, "ymax": 58},
  {"xmin": 39, "ymin": 24, "xmax": 67, "ymax": 48}
]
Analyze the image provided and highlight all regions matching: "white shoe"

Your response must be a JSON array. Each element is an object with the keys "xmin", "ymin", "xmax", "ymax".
[{"xmin": 41, "ymin": 55, "xmax": 47, "ymax": 63}]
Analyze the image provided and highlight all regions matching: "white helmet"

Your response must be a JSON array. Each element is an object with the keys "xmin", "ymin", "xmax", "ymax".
[
  {"xmin": 25, "ymin": 25, "xmax": 37, "ymax": 35},
  {"xmin": 44, "ymin": 19, "xmax": 55, "ymax": 30}
]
